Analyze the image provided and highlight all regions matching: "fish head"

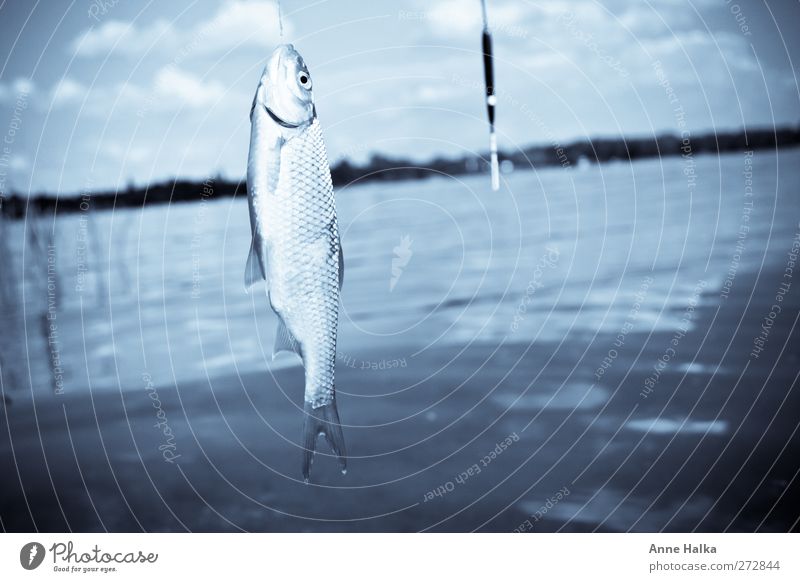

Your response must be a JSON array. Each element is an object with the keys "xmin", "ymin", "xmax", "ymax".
[{"xmin": 262, "ymin": 43, "xmax": 315, "ymax": 127}]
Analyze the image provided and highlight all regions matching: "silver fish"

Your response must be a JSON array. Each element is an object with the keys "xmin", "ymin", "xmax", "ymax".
[{"xmin": 245, "ymin": 44, "xmax": 346, "ymax": 482}]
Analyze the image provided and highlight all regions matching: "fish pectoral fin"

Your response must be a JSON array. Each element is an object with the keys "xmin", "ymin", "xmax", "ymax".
[
  {"xmin": 272, "ymin": 319, "xmax": 301, "ymax": 359},
  {"xmin": 244, "ymin": 241, "xmax": 267, "ymax": 292}
]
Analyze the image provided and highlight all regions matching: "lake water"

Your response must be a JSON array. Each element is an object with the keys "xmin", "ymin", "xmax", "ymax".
[
  {"xmin": 2, "ymin": 149, "xmax": 795, "ymax": 399},
  {"xmin": 1, "ymin": 149, "xmax": 798, "ymax": 532}
]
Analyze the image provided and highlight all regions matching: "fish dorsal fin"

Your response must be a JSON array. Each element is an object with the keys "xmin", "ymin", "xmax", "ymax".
[{"xmin": 273, "ymin": 318, "xmax": 301, "ymax": 359}]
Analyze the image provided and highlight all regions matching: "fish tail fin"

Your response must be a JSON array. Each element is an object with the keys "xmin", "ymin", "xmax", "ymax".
[{"xmin": 302, "ymin": 398, "xmax": 347, "ymax": 483}]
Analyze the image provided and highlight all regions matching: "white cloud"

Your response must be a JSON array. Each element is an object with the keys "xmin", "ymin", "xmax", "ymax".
[
  {"xmin": 32, "ymin": 66, "xmax": 230, "ymax": 119},
  {"xmin": 9, "ymin": 154, "xmax": 29, "ymax": 171},
  {"xmin": 421, "ymin": 0, "xmax": 531, "ymax": 38},
  {"xmin": 12, "ymin": 77, "xmax": 35, "ymax": 95},
  {"xmin": 101, "ymin": 143, "xmax": 151, "ymax": 164},
  {"xmin": 50, "ymin": 78, "xmax": 88, "ymax": 107},
  {"xmin": 205, "ymin": 0, "xmax": 287, "ymax": 53},
  {"xmin": 72, "ymin": 19, "xmax": 173, "ymax": 57},
  {"xmin": 153, "ymin": 66, "xmax": 226, "ymax": 108},
  {"xmin": 626, "ymin": 418, "xmax": 728, "ymax": 435},
  {"xmin": 415, "ymin": 83, "xmax": 460, "ymax": 104},
  {"xmin": 72, "ymin": 1, "xmax": 286, "ymax": 59},
  {"xmin": 618, "ymin": 4, "xmax": 700, "ymax": 37},
  {"xmin": 641, "ymin": 29, "xmax": 713, "ymax": 54},
  {"xmin": 522, "ymin": 52, "xmax": 570, "ymax": 70},
  {"xmin": 0, "ymin": 77, "xmax": 35, "ymax": 104}
]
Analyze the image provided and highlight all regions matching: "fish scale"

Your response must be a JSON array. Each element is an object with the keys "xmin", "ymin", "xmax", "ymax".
[{"xmin": 268, "ymin": 118, "xmax": 341, "ymax": 408}]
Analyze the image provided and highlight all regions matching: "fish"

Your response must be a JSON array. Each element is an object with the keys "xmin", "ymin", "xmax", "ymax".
[{"xmin": 245, "ymin": 43, "xmax": 346, "ymax": 482}]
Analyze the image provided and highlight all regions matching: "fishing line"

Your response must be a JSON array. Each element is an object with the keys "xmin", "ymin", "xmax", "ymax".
[
  {"xmin": 480, "ymin": 0, "xmax": 489, "ymax": 27},
  {"xmin": 277, "ymin": 0, "xmax": 284, "ymax": 38},
  {"xmin": 480, "ymin": 0, "xmax": 499, "ymax": 191}
]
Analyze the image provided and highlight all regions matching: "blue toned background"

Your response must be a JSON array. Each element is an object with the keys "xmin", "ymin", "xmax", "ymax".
[{"xmin": 1, "ymin": 1, "xmax": 799, "ymax": 532}]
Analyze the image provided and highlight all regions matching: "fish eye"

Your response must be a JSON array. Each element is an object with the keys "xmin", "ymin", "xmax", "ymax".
[{"xmin": 298, "ymin": 71, "xmax": 312, "ymax": 89}]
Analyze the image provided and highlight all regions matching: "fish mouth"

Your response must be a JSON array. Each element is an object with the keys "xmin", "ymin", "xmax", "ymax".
[
  {"xmin": 273, "ymin": 43, "xmax": 298, "ymax": 58},
  {"xmin": 270, "ymin": 43, "xmax": 303, "ymax": 73},
  {"xmin": 264, "ymin": 43, "xmax": 313, "ymax": 126}
]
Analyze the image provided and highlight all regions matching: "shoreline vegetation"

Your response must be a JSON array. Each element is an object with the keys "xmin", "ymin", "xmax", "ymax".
[{"xmin": 1, "ymin": 125, "xmax": 798, "ymax": 219}]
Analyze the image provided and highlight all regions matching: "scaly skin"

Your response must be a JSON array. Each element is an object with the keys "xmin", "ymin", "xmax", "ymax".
[{"xmin": 266, "ymin": 118, "xmax": 340, "ymax": 408}]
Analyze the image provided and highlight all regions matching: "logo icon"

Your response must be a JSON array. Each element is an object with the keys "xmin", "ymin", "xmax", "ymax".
[
  {"xmin": 390, "ymin": 235, "xmax": 413, "ymax": 292},
  {"xmin": 20, "ymin": 542, "xmax": 46, "ymax": 570}
]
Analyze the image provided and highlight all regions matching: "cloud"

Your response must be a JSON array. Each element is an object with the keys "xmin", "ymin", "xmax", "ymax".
[
  {"xmin": 31, "ymin": 66, "xmax": 230, "ymax": 120},
  {"xmin": 96, "ymin": 65, "xmax": 231, "ymax": 118},
  {"xmin": 641, "ymin": 30, "xmax": 758, "ymax": 73},
  {"xmin": 8, "ymin": 154, "xmax": 29, "ymax": 171},
  {"xmin": 72, "ymin": 19, "xmax": 173, "ymax": 57},
  {"xmin": 205, "ymin": 0, "xmax": 288, "ymax": 53},
  {"xmin": 0, "ymin": 77, "xmax": 35, "ymax": 104},
  {"xmin": 617, "ymin": 3, "xmax": 701, "ymax": 37},
  {"xmin": 72, "ymin": 1, "xmax": 287, "ymax": 59},
  {"xmin": 100, "ymin": 143, "xmax": 151, "ymax": 164},
  {"xmin": 420, "ymin": 0, "xmax": 531, "ymax": 39},
  {"xmin": 626, "ymin": 418, "xmax": 728, "ymax": 435},
  {"xmin": 12, "ymin": 77, "xmax": 35, "ymax": 95},
  {"xmin": 15, "ymin": 0, "xmax": 799, "ymax": 195},
  {"xmin": 50, "ymin": 78, "xmax": 89, "ymax": 107},
  {"xmin": 152, "ymin": 66, "xmax": 226, "ymax": 108},
  {"xmin": 415, "ymin": 83, "xmax": 460, "ymax": 104}
]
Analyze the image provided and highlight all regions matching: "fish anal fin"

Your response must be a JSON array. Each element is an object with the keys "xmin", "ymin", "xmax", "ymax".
[{"xmin": 273, "ymin": 318, "xmax": 300, "ymax": 359}]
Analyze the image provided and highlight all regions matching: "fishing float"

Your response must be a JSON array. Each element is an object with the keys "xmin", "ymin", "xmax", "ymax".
[{"xmin": 480, "ymin": 0, "xmax": 499, "ymax": 191}]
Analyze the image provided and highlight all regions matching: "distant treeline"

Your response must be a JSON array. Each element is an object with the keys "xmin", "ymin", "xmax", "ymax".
[{"xmin": 2, "ymin": 125, "xmax": 798, "ymax": 219}]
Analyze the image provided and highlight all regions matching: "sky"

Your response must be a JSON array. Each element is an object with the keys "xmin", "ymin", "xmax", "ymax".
[{"xmin": 0, "ymin": 0, "xmax": 798, "ymax": 194}]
